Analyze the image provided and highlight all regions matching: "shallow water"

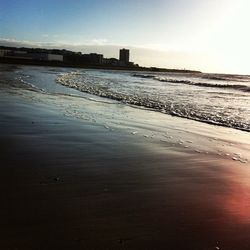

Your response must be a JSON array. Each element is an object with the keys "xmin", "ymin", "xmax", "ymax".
[
  {"xmin": 1, "ymin": 64, "xmax": 250, "ymax": 132},
  {"xmin": 56, "ymin": 69, "xmax": 250, "ymax": 131}
]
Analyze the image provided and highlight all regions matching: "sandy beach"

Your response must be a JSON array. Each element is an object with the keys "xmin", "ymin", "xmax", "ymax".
[{"xmin": 1, "ymin": 65, "xmax": 250, "ymax": 250}]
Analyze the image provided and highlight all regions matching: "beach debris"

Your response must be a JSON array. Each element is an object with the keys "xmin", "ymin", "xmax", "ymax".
[
  {"xmin": 104, "ymin": 125, "xmax": 109, "ymax": 129},
  {"xmin": 131, "ymin": 131, "xmax": 138, "ymax": 135},
  {"xmin": 143, "ymin": 134, "xmax": 149, "ymax": 138},
  {"xmin": 186, "ymin": 140, "xmax": 193, "ymax": 143},
  {"xmin": 184, "ymin": 145, "xmax": 189, "ymax": 148}
]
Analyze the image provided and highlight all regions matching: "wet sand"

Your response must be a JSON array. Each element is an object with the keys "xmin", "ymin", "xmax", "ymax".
[{"xmin": 1, "ymin": 82, "xmax": 250, "ymax": 249}]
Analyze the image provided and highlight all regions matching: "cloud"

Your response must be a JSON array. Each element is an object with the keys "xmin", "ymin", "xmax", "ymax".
[
  {"xmin": 0, "ymin": 37, "xmax": 60, "ymax": 48},
  {"xmin": 91, "ymin": 38, "xmax": 108, "ymax": 45}
]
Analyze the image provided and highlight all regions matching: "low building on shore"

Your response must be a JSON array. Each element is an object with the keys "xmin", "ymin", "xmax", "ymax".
[
  {"xmin": 47, "ymin": 54, "xmax": 63, "ymax": 61},
  {"xmin": 0, "ymin": 49, "xmax": 63, "ymax": 62},
  {"xmin": 31, "ymin": 53, "xmax": 63, "ymax": 61},
  {"xmin": 0, "ymin": 49, "xmax": 13, "ymax": 57}
]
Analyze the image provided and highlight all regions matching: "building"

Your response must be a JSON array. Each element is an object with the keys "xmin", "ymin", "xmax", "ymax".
[
  {"xmin": 79, "ymin": 53, "xmax": 103, "ymax": 65},
  {"xmin": 32, "ymin": 53, "xmax": 48, "ymax": 61},
  {"xmin": 88, "ymin": 53, "xmax": 103, "ymax": 64},
  {"xmin": 0, "ymin": 49, "xmax": 11, "ymax": 57},
  {"xmin": 47, "ymin": 54, "xmax": 63, "ymax": 61},
  {"xmin": 119, "ymin": 48, "xmax": 129, "ymax": 65},
  {"xmin": 1, "ymin": 50, "xmax": 33, "ymax": 60},
  {"xmin": 0, "ymin": 49, "xmax": 63, "ymax": 62},
  {"xmin": 103, "ymin": 58, "xmax": 119, "ymax": 66},
  {"xmin": 31, "ymin": 53, "xmax": 63, "ymax": 61}
]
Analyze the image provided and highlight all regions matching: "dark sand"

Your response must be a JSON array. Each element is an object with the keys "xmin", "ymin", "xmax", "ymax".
[{"xmin": 1, "ymin": 73, "xmax": 250, "ymax": 249}]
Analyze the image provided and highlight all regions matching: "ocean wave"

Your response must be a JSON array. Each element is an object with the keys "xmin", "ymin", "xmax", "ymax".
[
  {"xmin": 56, "ymin": 72, "xmax": 250, "ymax": 132},
  {"xmin": 132, "ymin": 73, "xmax": 156, "ymax": 79},
  {"xmin": 202, "ymin": 74, "xmax": 250, "ymax": 82},
  {"xmin": 132, "ymin": 73, "xmax": 250, "ymax": 92},
  {"xmin": 202, "ymin": 75, "xmax": 232, "ymax": 81},
  {"xmin": 155, "ymin": 77, "xmax": 250, "ymax": 92}
]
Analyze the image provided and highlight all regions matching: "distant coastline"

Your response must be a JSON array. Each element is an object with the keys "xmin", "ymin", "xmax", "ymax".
[{"xmin": 0, "ymin": 45, "xmax": 201, "ymax": 73}]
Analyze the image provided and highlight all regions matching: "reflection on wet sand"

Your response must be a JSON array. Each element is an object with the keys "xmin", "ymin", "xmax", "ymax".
[{"xmin": 1, "ymin": 64, "xmax": 250, "ymax": 249}]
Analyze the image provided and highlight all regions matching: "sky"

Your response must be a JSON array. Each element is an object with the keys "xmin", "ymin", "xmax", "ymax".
[{"xmin": 1, "ymin": 0, "xmax": 250, "ymax": 74}]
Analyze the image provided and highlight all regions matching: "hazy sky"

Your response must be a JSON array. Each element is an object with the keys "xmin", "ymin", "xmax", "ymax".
[{"xmin": 1, "ymin": 0, "xmax": 250, "ymax": 74}]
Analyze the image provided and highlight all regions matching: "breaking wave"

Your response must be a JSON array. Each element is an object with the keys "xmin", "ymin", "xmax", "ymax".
[
  {"xmin": 133, "ymin": 74, "xmax": 250, "ymax": 92},
  {"xmin": 132, "ymin": 73, "xmax": 156, "ymax": 79},
  {"xmin": 155, "ymin": 78, "xmax": 250, "ymax": 92},
  {"xmin": 56, "ymin": 72, "xmax": 250, "ymax": 132}
]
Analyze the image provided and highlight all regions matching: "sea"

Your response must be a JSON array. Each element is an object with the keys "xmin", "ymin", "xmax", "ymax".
[{"xmin": 2, "ymin": 64, "xmax": 250, "ymax": 132}]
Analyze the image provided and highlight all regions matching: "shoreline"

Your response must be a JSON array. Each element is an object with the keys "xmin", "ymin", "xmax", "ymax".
[
  {"xmin": 0, "ymin": 57, "xmax": 201, "ymax": 73},
  {"xmin": 1, "ymin": 84, "xmax": 250, "ymax": 249}
]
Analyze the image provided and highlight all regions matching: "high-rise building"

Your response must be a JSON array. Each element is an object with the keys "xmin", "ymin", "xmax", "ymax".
[{"xmin": 119, "ymin": 48, "xmax": 129, "ymax": 64}]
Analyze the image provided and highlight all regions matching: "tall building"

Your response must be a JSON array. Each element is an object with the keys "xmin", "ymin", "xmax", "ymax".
[{"xmin": 119, "ymin": 48, "xmax": 129, "ymax": 64}]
